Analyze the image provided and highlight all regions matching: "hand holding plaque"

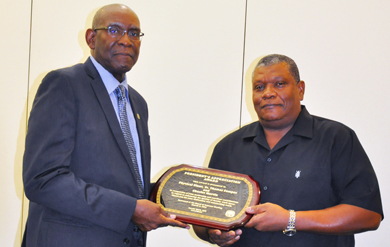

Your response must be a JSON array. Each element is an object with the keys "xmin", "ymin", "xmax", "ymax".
[{"xmin": 150, "ymin": 164, "xmax": 260, "ymax": 230}]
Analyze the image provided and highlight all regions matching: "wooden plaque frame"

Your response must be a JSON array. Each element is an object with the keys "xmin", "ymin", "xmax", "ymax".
[{"xmin": 150, "ymin": 164, "xmax": 260, "ymax": 230}]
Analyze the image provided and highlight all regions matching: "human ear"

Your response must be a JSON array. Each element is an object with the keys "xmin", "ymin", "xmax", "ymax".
[
  {"xmin": 85, "ymin": 29, "xmax": 96, "ymax": 49},
  {"xmin": 298, "ymin": 81, "xmax": 305, "ymax": 101}
]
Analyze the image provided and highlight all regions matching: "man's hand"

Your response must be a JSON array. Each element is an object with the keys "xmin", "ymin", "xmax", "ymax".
[
  {"xmin": 245, "ymin": 203, "xmax": 382, "ymax": 235},
  {"xmin": 245, "ymin": 203, "xmax": 289, "ymax": 231},
  {"xmin": 132, "ymin": 199, "xmax": 189, "ymax": 231},
  {"xmin": 207, "ymin": 228, "xmax": 242, "ymax": 246}
]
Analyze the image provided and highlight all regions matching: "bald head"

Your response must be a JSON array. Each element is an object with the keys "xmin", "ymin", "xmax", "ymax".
[
  {"xmin": 92, "ymin": 4, "xmax": 137, "ymax": 29},
  {"xmin": 86, "ymin": 3, "xmax": 141, "ymax": 82}
]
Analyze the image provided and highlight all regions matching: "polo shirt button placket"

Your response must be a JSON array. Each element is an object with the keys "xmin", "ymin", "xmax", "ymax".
[{"xmin": 264, "ymin": 157, "xmax": 271, "ymax": 192}]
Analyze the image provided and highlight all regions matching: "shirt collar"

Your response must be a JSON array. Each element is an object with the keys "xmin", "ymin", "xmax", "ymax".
[
  {"xmin": 291, "ymin": 105, "xmax": 313, "ymax": 139},
  {"xmin": 241, "ymin": 105, "xmax": 313, "ymax": 140},
  {"xmin": 90, "ymin": 55, "xmax": 128, "ymax": 95}
]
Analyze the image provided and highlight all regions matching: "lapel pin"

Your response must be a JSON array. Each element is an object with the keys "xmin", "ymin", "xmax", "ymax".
[{"xmin": 137, "ymin": 114, "xmax": 140, "ymax": 119}]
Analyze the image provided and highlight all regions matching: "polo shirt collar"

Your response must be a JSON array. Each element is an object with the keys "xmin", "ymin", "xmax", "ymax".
[
  {"xmin": 241, "ymin": 105, "xmax": 313, "ymax": 149},
  {"xmin": 241, "ymin": 122, "xmax": 268, "ymax": 149},
  {"xmin": 291, "ymin": 105, "xmax": 313, "ymax": 139}
]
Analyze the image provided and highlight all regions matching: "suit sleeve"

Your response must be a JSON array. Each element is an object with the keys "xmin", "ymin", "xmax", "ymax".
[{"xmin": 23, "ymin": 71, "xmax": 137, "ymax": 233}]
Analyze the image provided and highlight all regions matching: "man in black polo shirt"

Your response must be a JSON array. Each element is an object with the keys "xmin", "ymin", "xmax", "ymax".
[{"xmin": 193, "ymin": 54, "xmax": 383, "ymax": 247}]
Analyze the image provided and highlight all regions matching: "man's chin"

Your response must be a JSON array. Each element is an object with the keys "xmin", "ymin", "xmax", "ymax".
[
  {"xmin": 257, "ymin": 111, "xmax": 281, "ymax": 121},
  {"xmin": 114, "ymin": 57, "xmax": 136, "ymax": 71},
  {"xmin": 115, "ymin": 63, "xmax": 134, "ymax": 73},
  {"xmin": 260, "ymin": 117, "xmax": 280, "ymax": 123},
  {"xmin": 258, "ymin": 114, "xmax": 283, "ymax": 125}
]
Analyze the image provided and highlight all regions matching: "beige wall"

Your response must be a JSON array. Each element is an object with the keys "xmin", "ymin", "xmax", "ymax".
[
  {"xmin": 0, "ymin": 0, "xmax": 31, "ymax": 246},
  {"xmin": 2, "ymin": 0, "xmax": 389, "ymax": 246}
]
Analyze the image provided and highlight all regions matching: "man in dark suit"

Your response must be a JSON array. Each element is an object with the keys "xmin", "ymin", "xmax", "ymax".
[{"xmin": 22, "ymin": 4, "xmax": 188, "ymax": 247}]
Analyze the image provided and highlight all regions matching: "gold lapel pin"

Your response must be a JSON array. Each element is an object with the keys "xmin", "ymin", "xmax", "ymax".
[{"xmin": 137, "ymin": 114, "xmax": 140, "ymax": 119}]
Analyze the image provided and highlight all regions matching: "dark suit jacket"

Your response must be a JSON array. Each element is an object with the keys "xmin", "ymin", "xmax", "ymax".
[{"xmin": 22, "ymin": 58, "xmax": 151, "ymax": 247}]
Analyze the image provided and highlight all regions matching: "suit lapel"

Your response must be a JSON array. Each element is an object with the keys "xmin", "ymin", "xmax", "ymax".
[
  {"xmin": 84, "ymin": 59, "xmax": 140, "ymax": 184},
  {"xmin": 128, "ymin": 87, "xmax": 150, "ymax": 196}
]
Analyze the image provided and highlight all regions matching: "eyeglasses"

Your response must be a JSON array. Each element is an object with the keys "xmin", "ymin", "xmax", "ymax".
[{"xmin": 94, "ymin": 25, "xmax": 144, "ymax": 41}]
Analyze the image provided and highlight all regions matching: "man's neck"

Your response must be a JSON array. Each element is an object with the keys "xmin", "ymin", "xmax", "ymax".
[{"xmin": 263, "ymin": 126, "xmax": 292, "ymax": 150}]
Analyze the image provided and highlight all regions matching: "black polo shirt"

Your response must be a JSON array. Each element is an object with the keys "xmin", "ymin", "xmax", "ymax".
[{"xmin": 209, "ymin": 106, "xmax": 383, "ymax": 247}]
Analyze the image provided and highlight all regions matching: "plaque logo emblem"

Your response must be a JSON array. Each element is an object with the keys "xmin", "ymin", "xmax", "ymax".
[{"xmin": 225, "ymin": 210, "xmax": 235, "ymax": 218}]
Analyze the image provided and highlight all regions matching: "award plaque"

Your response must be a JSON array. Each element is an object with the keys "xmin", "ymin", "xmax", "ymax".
[{"xmin": 150, "ymin": 164, "xmax": 260, "ymax": 230}]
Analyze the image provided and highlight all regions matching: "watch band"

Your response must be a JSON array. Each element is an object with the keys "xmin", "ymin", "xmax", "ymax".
[{"xmin": 283, "ymin": 209, "xmax": 296, "ymax": 236}]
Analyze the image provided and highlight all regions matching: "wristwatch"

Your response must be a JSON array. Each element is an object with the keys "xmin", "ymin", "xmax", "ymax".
[{"xmin": 283, "ymin": 210, "xmax": 296, "ymax": 236}]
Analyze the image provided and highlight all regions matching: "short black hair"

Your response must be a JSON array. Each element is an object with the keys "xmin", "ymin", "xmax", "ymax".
[{"xmin": 254, "ymin": 54, "xmax": 300, "ymax": 83}]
